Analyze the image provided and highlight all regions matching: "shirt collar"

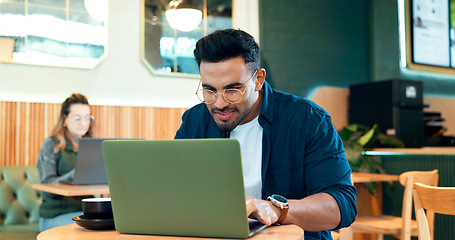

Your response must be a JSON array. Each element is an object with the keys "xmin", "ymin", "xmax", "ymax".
[{"xmin": 258, "ymin": 80, "xmax": 274, "ymax": 125}]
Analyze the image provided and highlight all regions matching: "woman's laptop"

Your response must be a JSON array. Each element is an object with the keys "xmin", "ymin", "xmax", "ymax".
[
  {"xmin": 62, "ymin": 138, "xmax": 142, "ymax": 185},
  {"xmin": 102, "ymin": 139, "xmax": 267, "ymax": 239}
]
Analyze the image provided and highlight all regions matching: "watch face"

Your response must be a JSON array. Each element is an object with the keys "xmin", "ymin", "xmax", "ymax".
[{"xmin": 272, "ymin": 194, "xmax": 288, "ymax": 203}]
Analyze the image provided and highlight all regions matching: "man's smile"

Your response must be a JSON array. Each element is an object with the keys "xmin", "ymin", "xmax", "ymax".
[{"xmin": 214, "ymin": 109, "xmax": 236, "ymax": 121}]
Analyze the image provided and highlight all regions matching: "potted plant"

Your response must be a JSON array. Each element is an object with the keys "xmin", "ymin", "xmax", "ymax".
[{"xmin": 338, "ymin": 123, "xmax": 404, "ymax": 193}]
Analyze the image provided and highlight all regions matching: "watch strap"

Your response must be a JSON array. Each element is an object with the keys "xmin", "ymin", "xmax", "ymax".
[
  {"xmin": 267, "ymin": 194, "xmax": 289, "ymax": 224},
  {"xmin": 277, "ymin": 206, "xmax": 289, "ymax": 223}
]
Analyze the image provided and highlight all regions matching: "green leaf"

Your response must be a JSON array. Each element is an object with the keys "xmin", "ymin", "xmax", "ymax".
[
  {"xmin": 377, "ymin": 133, "xmax": 405, "ymax": 148},
  {"xmin": 338, "ymin": 124, "xmax": 357, "ymax": 141},
  {"xmin": 357, "ymin": 124, "xmax": 378, "ymax": 147},
  {"xmin": 338, "ymin": 123, "xmax": 401, "ymax": 195}
]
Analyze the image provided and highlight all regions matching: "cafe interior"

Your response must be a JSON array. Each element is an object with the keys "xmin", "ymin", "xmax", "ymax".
[{"xmin": 1, "ymin": 0, "xmax": 455, "ymax": 239}]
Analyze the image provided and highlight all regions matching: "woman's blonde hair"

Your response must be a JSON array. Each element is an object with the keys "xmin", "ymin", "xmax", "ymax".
[{"xmin": 50, "ymin": 93, "xmax": 93, "ymax": 153}]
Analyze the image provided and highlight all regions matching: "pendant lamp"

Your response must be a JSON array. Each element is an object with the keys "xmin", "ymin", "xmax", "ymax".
[{"xmin": 165, "ymin": 0, "xmax": 202, "ymax": 32}]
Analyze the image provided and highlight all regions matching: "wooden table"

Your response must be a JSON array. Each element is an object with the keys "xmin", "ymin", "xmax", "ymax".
[
  {"xmin": 351, "ymin": 172, "xmax": 400, "ymax": 240},
  {"xmin": 351, "ymin": 172, "xmax": 399, "ymax": 183},
  {"xmin": 32, "ymin": 183, "xmax": 109, "ymax": 196},
  {"xmin": 37, "ymin": 223, "xmax": 304, "ymax": 240},
  {"xmin": 31, "ymin": 173, "xmax": 396, "ymax": 196}
]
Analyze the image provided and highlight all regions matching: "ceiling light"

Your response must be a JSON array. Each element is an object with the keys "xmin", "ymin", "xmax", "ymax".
[{"xmin": 165, "ymin": 0, "xmax": 202, "ymax": 32}]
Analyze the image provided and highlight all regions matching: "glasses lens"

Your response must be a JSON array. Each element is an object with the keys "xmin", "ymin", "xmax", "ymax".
[
  {"xmin": 197, "ymin": 89, "xmax": 217, "ymax": 104},
  {"xmin": 72, "ymin": 115, "xmax": 93, "ymax": 121},
  {"xmin": 224, "ymin": 89, "xmax": 242, "ymax": 103}
]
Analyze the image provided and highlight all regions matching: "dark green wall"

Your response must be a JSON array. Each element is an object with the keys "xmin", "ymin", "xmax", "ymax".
[
  {"xmin": 259, "ymin": 0, "xmax": 455, "ymax": 99},
  {"xmin": 370, "ymin": 0, "xmax": 401, "ymax": 81},
  {"xmin": 259, "ymin": 0, "xmax": 371, "ymax": 98}
]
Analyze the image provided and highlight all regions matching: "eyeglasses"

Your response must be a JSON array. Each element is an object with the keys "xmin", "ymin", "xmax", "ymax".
[
  {"xmin": 70, "ymin": 115, "xmax": 95, "ymax": 122},
  {"xmin": 196, "ymin": 70, "xmax": 258, "ymax": 104}
]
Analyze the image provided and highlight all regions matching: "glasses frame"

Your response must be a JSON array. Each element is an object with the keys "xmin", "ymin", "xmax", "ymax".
[
  {"xmin": 69, "ymin": 115, "xmax": 95, "ymax": 122},
  {"xmin": 196, "ymin": 70, "xmax": 258, "ymax": 104}
]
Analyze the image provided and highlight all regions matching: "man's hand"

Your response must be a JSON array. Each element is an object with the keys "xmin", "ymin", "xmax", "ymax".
[{"xmin": 245, "ymin": 197, "xmax": 281, "ymax": 226}]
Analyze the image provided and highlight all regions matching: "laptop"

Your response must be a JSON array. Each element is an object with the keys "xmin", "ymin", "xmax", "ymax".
[
  {"xmin": 63, "ymin": 138, "xmax": 141, "ymax": 185},
  {"xmin": 102, "ymin": 139, "xmax": 268, "ymax": 239}
]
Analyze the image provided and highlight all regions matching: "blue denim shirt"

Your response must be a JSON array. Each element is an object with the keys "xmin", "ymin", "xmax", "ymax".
[{"xmin": 175, "ymin": 81, "xmax": 357, "ymax": 239}]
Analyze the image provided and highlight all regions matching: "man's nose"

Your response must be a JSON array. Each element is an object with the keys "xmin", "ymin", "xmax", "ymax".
[{"xmin": 214, "ymin": 92, "xmax": 229, "ymax": 109}]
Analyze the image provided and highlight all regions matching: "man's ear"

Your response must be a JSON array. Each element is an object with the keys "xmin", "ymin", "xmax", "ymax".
[{"xmin": 255, "ymin": 68, "xmax": 266, "ymax": 91}]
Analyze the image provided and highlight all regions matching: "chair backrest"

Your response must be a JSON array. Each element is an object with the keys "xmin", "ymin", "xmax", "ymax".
[
  {"xmin": 413, "ymin": 183, "xmax": 455, "ymax": 240},
  {"xmin": 398, "ymin": 170, "xmax": 439, "ymax": 240},
  {"xmin": 336, "ymin": 174, "xmax": 355, "ymax": 240}
]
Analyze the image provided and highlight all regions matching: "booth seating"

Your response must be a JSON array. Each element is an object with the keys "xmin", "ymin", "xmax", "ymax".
[{"xmin": 0, "ymin": 166, "xmax": 42, "ymax": 240}]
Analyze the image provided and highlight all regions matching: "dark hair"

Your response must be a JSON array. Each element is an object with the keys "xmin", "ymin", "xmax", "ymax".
[
  {"xmin": 194, "ymin": 29, "xmax": 260, "ymax": 71},
  {"xmin": 60, "ymin": 93, "xmax": 90, "ymax": 116}
]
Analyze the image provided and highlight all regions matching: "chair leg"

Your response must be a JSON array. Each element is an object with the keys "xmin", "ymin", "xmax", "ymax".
[
  {"xmin": 339, "ymin": 227, "xmax": 353, "ymax": 240},
  {"xmin": 376, "ymin": 234, "xmax": 384, "ymax": 240}
]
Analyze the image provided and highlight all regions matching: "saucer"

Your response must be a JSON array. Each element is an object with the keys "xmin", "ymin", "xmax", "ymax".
[{"xmin": 72, "ymin": 215, "xmax": 115, "ymax": 230}]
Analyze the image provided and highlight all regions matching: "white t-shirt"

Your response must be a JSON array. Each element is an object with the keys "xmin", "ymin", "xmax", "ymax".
[{"xmin": 230, "ymin": 116, "xmax": 263, "ymax": 199}]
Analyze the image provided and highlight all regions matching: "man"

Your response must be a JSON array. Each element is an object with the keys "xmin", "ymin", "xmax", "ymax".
[{"xmin": 175, "ymin": 29, "xmax": 356, "ymax": 239}]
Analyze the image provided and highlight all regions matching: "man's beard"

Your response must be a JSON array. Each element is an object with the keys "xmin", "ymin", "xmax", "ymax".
[{"xmin": 211, "ymin": 105, "xmax": 252, "ymax": 132}]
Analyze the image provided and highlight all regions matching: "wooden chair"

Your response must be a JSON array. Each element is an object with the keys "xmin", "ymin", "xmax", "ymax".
[
  {"xmin": 331, "ymin": 173, "xmax": 355, "ymax": 240},
  {"xmin": 413, "ymin": 183, "xmax": 455, "ymax": 240},
  {"xmin": 348, "ymin": 170, "xmax": 438, "ymax": 240},
  {"xmin": 331, "ymin": 219, "xmax": 354, "ymax": 240}
]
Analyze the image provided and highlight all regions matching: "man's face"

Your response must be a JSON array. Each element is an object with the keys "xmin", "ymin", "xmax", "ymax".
[{"xmin": 199, "ymin": 57, "xmax": 262, "ymax": 132}]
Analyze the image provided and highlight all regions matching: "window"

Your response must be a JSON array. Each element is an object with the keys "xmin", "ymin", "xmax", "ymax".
[
  {"xmin": 0, "ymin": 0, "xmax": 108, "ymax": 68},
  {"xmin": 141, "ymin": 0, "xmax": 232, "ymax": 76}
]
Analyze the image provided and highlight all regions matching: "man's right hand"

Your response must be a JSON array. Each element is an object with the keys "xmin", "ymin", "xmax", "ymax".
[{"xmin": 245, "ymin": 197, "xmax": 280, "ymax": 226}]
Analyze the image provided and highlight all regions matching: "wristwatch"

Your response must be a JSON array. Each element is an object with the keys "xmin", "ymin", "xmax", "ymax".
[{"xmin": 267, "ymin": 194, "xmax": 289, "ymax": 224}]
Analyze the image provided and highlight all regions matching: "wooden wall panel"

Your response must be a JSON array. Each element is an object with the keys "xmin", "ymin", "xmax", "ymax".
[
  {"xmin": 310, "ymin": 87, "xmax": 349, "ymax": 130},
  {"xmin": 425, "ymin": 97, "xmax": 455, "ymax": 136},
  {"xmin": 0, "ymin": 101, "xmax": 186, "ymax": 167}
]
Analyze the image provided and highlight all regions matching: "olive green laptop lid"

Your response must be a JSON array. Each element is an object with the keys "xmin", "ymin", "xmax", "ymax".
[{"xmin": 102, "ymin": 139, "xmax": 265, "ymax": 239}]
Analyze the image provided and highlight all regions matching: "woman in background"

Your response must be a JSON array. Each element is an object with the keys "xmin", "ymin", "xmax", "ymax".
[{"xmin": 37, "ymin": 93, "xmax": 94, "ymax": 232}]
